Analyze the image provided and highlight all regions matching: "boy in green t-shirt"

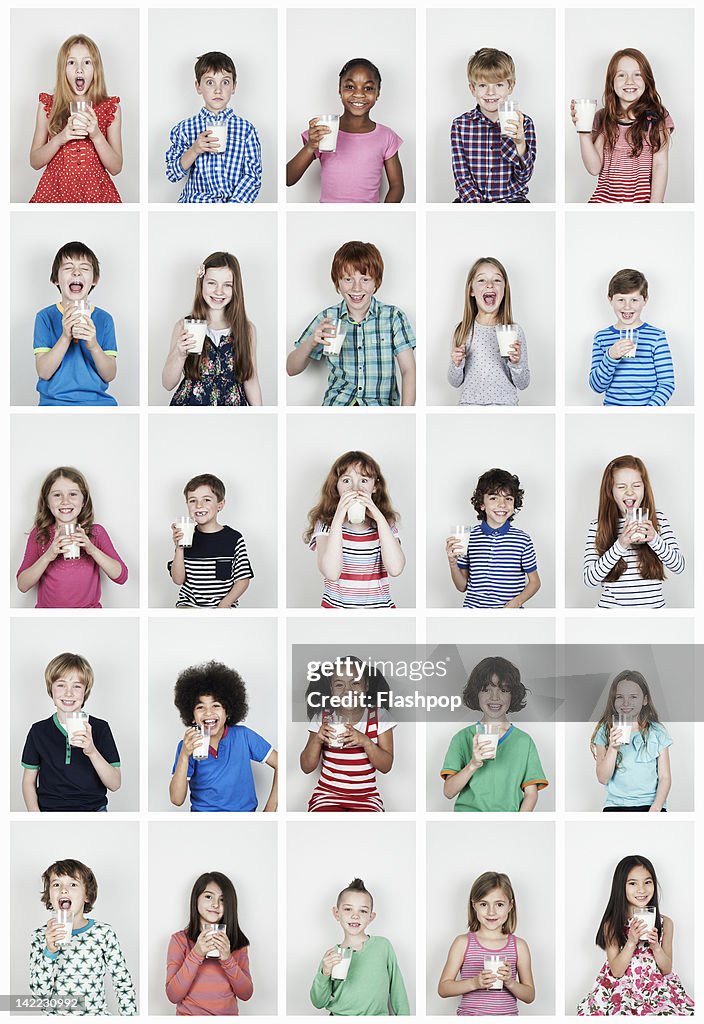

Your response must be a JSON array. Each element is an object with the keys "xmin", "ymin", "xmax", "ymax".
[
  {"xmin": 310, "ymin": 877, "xmax": 410, "ymax": 1015},
  {"xmin": 441, "ymin": 655, "xmax": 547, "ymax": 812}
]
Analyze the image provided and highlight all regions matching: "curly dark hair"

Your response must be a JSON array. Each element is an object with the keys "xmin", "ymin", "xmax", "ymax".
[
  {"xmin": 41, "ymin": 859, "xmax": 97, "ymax": 912},
  {"xmin": 470, "ymin": 468, "xmax": 524, "ymax": 522},
  {"xmin": 462, "ymin": 656, "xmax": 528, "ymax": 713},
  {"xmin": 174, "ymin": 661, "xmax": 249, "ymax": 726}
]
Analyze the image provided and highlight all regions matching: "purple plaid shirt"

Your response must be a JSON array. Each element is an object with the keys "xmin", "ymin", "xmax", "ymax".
[{"xmin": 450, "ymin": 105, "xmax": 537, "ymax": 203}]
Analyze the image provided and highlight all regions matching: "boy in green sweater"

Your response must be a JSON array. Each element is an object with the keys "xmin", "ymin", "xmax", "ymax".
[{"xmin": 310, "ymin": 877, "xmax": 410, "ymax": 1015}]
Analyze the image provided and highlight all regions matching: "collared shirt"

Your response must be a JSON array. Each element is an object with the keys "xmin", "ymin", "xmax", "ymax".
[
  {"xmin": 172, "ymin": 724, "xmax": 272, "ymax": 811},
  {"xmin": 295, "ymin": 296, "xmax": 415, "ymax": 406},
  {"xmin": 165, "ymin": 107, "xmax": 261, "ymax": 204},
  {"xmin": 457, "ymin": 520, "xmax": 538, "ymax": 608},
  {"xmin": 451, "ymin": 106, "xmax": 537, "ymax": 203}
]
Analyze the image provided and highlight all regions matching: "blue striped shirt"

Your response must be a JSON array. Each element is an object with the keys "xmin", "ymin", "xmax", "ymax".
[
  {"xmin": 583, "ymin": 512, "xmax": 685, "ymax": 608},
  {"xmin": 165, "ymin": 107, "xmax": 261, "ymax": 203},
  {"xmin": 589, "ymin": 323, "xmax": 675, "ymax": 406},
  {"xmin": 457, "ymin": 520, "xmax": 538, "ymax": 609},
  {"xmin": 295, "ymin": 296, "xmax": 416, "ymax": 406}
]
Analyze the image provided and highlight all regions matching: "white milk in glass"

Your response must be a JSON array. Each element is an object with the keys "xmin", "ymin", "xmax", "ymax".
[
  {"xmin": 496, "ymin": 325, "xmax": 518, "ymax": 356},
  {"xmin": 193, "ymin": 725, "xmax": 211, "ymax": 761},
  {"xmin": 184, "ymin": 319, "xmax": 207, "ymax": 354},
  {"xmin": 574, "ymin": 99, "xmax": 597, "ymax": 132},
  {"xmin": 331, "ymin": 946, "xmax": 353, "ymax": 979},
  {"xmin": 498, "ymin": 101, "xmax": 518, "ymax": 135},
  {"xmin": 206, "ymin": 923, "xmax": 226, "ymax": 956},
  {"xmin": 317, "ymin": 115, "xmax": 340, "ymax": 152},
  {"xmin": 177, "ymin": 516, "xmax": 196, "ymax": 547},
  {"xmin": 478, "ymin": 723, "xmax": 501, "ymax": 759},
  {"xmin": 209, "ymin": 124, "xmax": 228, "ymax": 152},
  {"xmin": 484, "ymin": 955, "xmax": 504, "ymax": 989},
  {"xmin": 323, "ymin": 320, "xmax": 346, "ymax": 356},
  {"xmin": 633, "ymin": 907, "xmax": 656, "ymax": 941},
  {"xmin": 66, "ymin": 711, "xmax": 89, "ymax": 743}
]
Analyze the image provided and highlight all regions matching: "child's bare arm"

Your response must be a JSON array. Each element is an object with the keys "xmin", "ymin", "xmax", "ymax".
[
  {"xmin": 445, "ymin": 538, "xmax": 469, "ymax": 592},
  {"xmin": 383, "ymin": 153, "xmax": 404, "ymax": 203},
  {"xmin": 503, "ymin": 569, "xmax": 540, "ymax": 608},
  {"xmin": 397, "ymin": 348, "xmax": 416, "ymax": 406},
  {"xmin": 300, "ymin": 730, "xmax": 325, "ymax": 773},
  {"xmin": 29, "ymin": 102, "xmax": 85, "ymax": 170},
  {"xmin": 262, "ymin": 749, "xmax": 278, "ymax": 811},
  {"xmin": 650, "ymin": 139, "xmax": 669, "ymax": 203},
  {"xmin": 86, "ymin": 102, "xmax": 122, "ymax": 175},
  {"xmin": 287, "ymin": 119, "xmax": 330, "ymax": 186},
  {"xmin": 217, "ymin": 579, "xmax": 250, "ymax": 609}
]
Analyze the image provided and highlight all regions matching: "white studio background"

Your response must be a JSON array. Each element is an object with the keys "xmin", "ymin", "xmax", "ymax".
[
  {"xmin": 10, "ymin": 9, "xmax": 140, "ymax": 203},
  {"xmin": 564, "ymin": 414, "xmax": 693, "ymax": 608},
  {"xmin": 285, "ymin": 9, "xmax": 417, "ymax": 203},
  {"xmin": 10, "ymin": 617, "xmax": 140, "ymax": 812},
  {"xmin": 147, "ymin": 212, "xmax": 277, "ymax": 406},
  {"xmin": 10, "ymin": 211, "xmax": 140, "ymax": 407},
  {"xmin": 286, "ymin": 212, "xmax": 416, "ymax": 406},
  {"xmin": 564, "ymin": 9, "xmax": 694, "ymax": 204},
  {"xmin": 10, "ymin": 414, "xmax": 139, "ymax": 609},
  {"xmin": 286, "ymin": 820, "xmax": 416, "ymax": 1014},
  {"xmin": 11, "ymin": 821, "xmax": 140, "ymax": 1014},
  {"xmin": 427, "ymin": 616, "xmax": 556, "ymax": 644},
  {"xmin": 426, "ymin": 413, "xmax": 556, "ymax": 608},
  {"xmin": 147, "ymin": 617, "xmax": 278, "ymax": 813},
  {"xmin": 426, "ymin": 821, "xmax": 555, "ymax": 1015},
  {"xmin": 147, "ymin": 413, "xmax": 277, "ymax": 608},
  {"xmin": 427, "ymin": 721, "xmax": 555, "ymax": 813},
  {"xmin": 426, "ymin": 9, "xmax": 556, "ymax": 204},
  {"xmin": 148, "ymin": 820, "xmax": 277, "ymax": 1015},
  {"xmin": 565, "ymin": 618, "xmax": 695, "ymax": 644},
  {"xmin": 427, "ymin": 211, "xmax": 555, "ymax": 407},
  {"xmin": 565, "ymin": 821, "xmax": 695, "ymax": 1013},
  {"xmin": 565, "ymin": 211, "xmax": 694, "ymax": 407},
  {"xmin": 286, "ymin": 413, "xmax": 417, "ymax": 608}
]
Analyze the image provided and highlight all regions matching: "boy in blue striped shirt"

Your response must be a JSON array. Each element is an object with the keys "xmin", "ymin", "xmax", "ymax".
[
  {"xmin": 165, "ymin": 51, "xmax": 261, "ymax": 204},
  {"xmin": 445, "ymin": 468, "xmax": 541, "ymax": 609},
  {"xmin": 589, "ymin": 269, "xmax": 674, "ymax": 406}
]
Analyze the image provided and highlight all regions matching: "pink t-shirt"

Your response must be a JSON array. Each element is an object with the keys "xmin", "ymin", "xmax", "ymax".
[
  {"xmin": 17, "ymin": 524, "xmax": 128, "ymax": 608},
  {"xmin": 301, "ymin": 122, "xmax": 402, "ymax": 203}
]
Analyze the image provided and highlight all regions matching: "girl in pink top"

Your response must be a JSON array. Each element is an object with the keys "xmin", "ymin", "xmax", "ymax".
[
  {"xmin": 166, "ymin": 872, "xmax": 253, "ymax": 1016},
  {"xmin": 438, "ymin": 871, "xmax": 535, "ymax": 1015},
  {"xmin": 286, "ymin": 58, "xmax": 404, "ymax": 203},
  {"xmin": 570, "ymin": 49, "xmax": 673, "ymax": 203},
  {"xmin": 16, "ymin": 466, "xmax": 128, "ymax": 608}
]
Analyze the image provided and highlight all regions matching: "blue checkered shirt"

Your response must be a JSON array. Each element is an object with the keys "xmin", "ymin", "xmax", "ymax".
[
  {"xmin": 295, "ymin": 296, "xmax": 416, "ymax": 406},
  {"xmin": 451, "ymin": 105, "xmax": 536, "ymax": 203},
  {"xmin": 165, "ymin": 107, "xmax": 261, "ymax": 203}
]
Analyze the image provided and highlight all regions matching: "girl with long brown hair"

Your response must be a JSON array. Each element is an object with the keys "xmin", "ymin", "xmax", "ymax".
[{"xmin": 163, "ymin": 252, "xmax": 262, "ymax": 406}]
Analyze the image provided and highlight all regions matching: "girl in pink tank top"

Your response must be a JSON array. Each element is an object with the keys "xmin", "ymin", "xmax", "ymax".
[{"xmin": 438, "ymin": 871, "xmax": 535, "ymax": 1015}]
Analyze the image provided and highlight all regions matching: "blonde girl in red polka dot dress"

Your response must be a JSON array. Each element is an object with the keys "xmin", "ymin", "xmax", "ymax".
[{"xmin": 29, "ymin": 35, "xmax": 122, "ymax": 204}]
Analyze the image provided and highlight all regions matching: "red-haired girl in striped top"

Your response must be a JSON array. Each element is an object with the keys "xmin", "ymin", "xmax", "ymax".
[
  {"xmin": 438, "ymin": 872, "xmax": 535, "ymax": 1015},
  {"xmin": 300, "ymin": 656, "xmax": 396, "ymax": 812}
]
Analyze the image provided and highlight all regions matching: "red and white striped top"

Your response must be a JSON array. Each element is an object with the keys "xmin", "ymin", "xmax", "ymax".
[
  {"xmin": 589, "ymin": 114, "xmax": 674, "ymax": 204},
  {"xmin": 310, "ymin": 520, "xmax": 399, "ymax": 609},
  {"xmin": 307, "ymin": 707, "xmax": 394, "ymax": 812},
  {"xmin": 458, "ymin": 931, "xmax": 518, "ymax": 1016}
]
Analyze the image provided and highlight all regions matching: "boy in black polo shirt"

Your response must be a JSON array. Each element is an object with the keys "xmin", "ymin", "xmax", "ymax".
[{"xmin": 21, "ymin": 653, "xmax": 121, "ymax": 812}]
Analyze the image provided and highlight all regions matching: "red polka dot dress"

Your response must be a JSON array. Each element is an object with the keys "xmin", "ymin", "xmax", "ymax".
[{"xmin": 29, "ymin": 94, "xmax": 122, "ymax": 204}]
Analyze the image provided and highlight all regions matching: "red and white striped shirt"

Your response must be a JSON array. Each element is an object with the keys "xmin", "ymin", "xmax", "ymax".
[
  {"xmin": 589, "ymin": 113, "xmax": 674, "ymax": 204},
  {"xmin": 310, "ymin": 520, "xmax": 399, "ymax": 609},
  {"xmin": 458, "ymin": 931, "xmax": 518, "ymax": 1016},
  {"xmin": 307, "ymin": 708, "xmax": 395, "ymax": 812}
]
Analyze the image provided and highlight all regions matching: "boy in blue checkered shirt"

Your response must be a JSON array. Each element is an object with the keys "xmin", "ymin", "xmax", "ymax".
[
  {"xmin": 165, "ymin": 51, "xmax": 261, "ymax": 204},
  {"xmin": 286, "ymin": 240, "xmax": 416, "ymax": 406}
]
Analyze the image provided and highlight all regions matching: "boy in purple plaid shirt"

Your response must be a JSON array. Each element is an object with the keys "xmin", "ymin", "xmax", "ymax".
[{"xmin": 451, "ymin": 48, "xmax": 536, "ymax": 204}]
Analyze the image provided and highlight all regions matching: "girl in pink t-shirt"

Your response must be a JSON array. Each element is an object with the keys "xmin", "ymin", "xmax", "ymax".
[
  {"xmin": 286, "ymin": 58, "xmax": 404, "ymax": 203},
  {"xmin": 16, "ymin": 466, "xmax": 128, "ymax": 608}
]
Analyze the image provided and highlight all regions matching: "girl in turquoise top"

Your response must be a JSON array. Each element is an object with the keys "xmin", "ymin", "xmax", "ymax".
[{"xmin": 591, "ymin": 670, "xmax": 672, "ymax": 812}]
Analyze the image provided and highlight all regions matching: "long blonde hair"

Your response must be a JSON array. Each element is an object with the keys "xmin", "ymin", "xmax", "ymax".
[
  {"xmin": 48, "ymin": 35, "xmax": 109, "ymax": 137},
  {"xmin": 452, "ymin": 257, "xmax": 514, "ymax": 351}
]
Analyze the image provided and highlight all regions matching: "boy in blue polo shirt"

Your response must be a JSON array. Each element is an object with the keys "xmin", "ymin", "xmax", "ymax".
[
  {"xmin": 445, "ymin": 467, "xmax": 541, "ymax": 608},
  {"xmin": 33, "ymin": 242, "xmax": 118, "ymax": 406},
  {"xmin": 169, "ymin": 660, "xmax": 278, "ymax": 812},
  {"xmin": 21, "ymin": 653, "xmax": 121, "ymax": 811}
]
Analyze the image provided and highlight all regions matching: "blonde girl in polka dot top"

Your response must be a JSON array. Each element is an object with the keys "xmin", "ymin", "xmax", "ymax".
[
  {"xmin": 448, "ymin": 257, "xmax": 530, "ymax": 406},
  {"xmin": 29, "ymin": 34, "xmax": 123, "ymax": 204}
]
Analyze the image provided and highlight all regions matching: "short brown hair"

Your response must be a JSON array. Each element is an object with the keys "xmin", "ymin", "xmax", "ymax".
[
  {"xmin": 195, "ymin": 51, "xmax": 236, "ymax": 83},
  {"xmin": 608, "ymin": 268, "xmax": 648, "ymax": 300},
  {"xmin": 468, "ymin": 871, "xmax": 516, "ymax": 933},
  {"xmin": 331, "ymin": 241, "xmax": 384, "ymax": 290},
  {"xmin": 50, "ymin": 243, "xmax": 100, "ymax": 290},
  {"xmin": 41, "ymin": 860, "xmax": 98, "ymax": 912},
  {"xmin": 45, "ymin": 653, "xmax": 94, "ymax": 700},
  {"xmin": 184, "ymin": 474, "xmax": 226, "ymax": 502},
  {"xmin": 467, "ymin": 48, "xmax": 516, "ymax": 86}
]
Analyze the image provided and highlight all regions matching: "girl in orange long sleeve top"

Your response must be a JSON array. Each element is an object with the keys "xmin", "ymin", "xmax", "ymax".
[{"xmin": 166, "ymin": 872, "xmax": 253, "ymax": 1016}]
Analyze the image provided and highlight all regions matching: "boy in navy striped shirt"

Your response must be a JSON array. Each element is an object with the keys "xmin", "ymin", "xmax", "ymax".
[
  {"xmin": 445, "ymin": 468, "xmax": 541, "ymax": 608},
  {"xmin": 589, "ymin": 269, "xmax": 674, "ymax": 406}
]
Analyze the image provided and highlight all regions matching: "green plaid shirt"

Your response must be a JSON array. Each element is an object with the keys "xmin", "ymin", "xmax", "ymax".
[{"xmin": 295, "ymin": 296, "xmax": 416, "ymax": 406}]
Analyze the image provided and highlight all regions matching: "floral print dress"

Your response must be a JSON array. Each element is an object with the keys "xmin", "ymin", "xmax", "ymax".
[
  {"xmin": 170, "ymin": 334, "xmax": 248, "ymax": 406},
  {"xmin": 577, "ymin": 941, "xmax": 694, "ymax": 1016}
]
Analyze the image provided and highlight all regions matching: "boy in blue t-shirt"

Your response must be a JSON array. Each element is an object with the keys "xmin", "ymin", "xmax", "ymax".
[
  {"xmin": 21, "ymin": 653, "xmax": 121, "ymax": 811},
  {"xmin": 33, "ymin": 241, "xmax": 118, "ymax": 406},
  {"xmin": 169, "ymin": 661, "xmax": 278, "ymax": 812}
]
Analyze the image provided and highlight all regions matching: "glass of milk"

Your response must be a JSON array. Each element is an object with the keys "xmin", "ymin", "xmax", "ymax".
[
  {"xmin": 326, "ymin": 712, "xmax": 348, "ymax": 748},
  {"xmin": 612, "ymin": 713, "xmax": 633, "ymax": 745},
  {"xmin": 176, "ymin": 516, "xmax": 196, "ymax": 547},
  {"xmin": 316, "ymin": 114, "xmax": 340, "ymax": 152},
  {"xmin": 484, "ymin": 955, "xmax": 504, "ymax": 989},
  {"xmin": 54, "ymin": 908, "xmax": 73, "ymax": 947},
  {"xmin": 70, "ymin": 299, "xmax": 90, "ymax": 338},
  {"xmin": 498, "ymin": 100, "xmax": 518, "ymax": 135},
  {"xmin": 477, "ymin": 722, "xmax": 502, "ymax": 759},
  {"xmin": 573, "ymin": 98, "xmax": 597, "ymax": 132},
  {"xmin": 66, "ymin": 710, "xmax": 89, "ymax": 744},
  {"xmin": 58, "ymin": 522, "xmax": 81, "ymax": 560},
  {"xmin": 323, "ymin": 319, "xmax": 346, "ymax": 356},
  {"xmin": 331, "ymin": 945, "xmax": 353, "ymax": 980},
  {"xmin": 451, "ymin": 524, "xmax": 470, "ymax": 558},
  {"xmin": 184, "ymin": 318, "xmax": 207, "ymax": 354},
  {"xmin": 69, "ymin": 99, "xmax": 91, "ymax": 132},
  {"xmin": 633, "ymin": 906, "xmax": 656, "ymax": 941},
  {"xmin": 626, "ymin": 507, "xmax": 648, "ymax": 544},
  {"xmin": 208, "ymin": 124, "xmax": 228, "ymax": 153},
  {"xmin": 347, "ymin": 498, "xmax": 366, "ymax": 525},
  {"xmin": 205, "ymin": 923, "xmax": 227, "ymax": 956},
  {"xmin": 619, "ymin": 327, "xmax": 638, "ymax": 358},
  {"xmin": 495, "ymin": 324, "xmax": 518, "ymax": 357},
  {"xmin": 192, "ymin": 724, "xmax": 212, "ymax": 761}
]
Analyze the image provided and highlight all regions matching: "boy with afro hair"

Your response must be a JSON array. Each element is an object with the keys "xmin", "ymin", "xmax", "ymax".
[{"xmin": 169, "ymin": 660, "xmax": 277, "ymax": 812}]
